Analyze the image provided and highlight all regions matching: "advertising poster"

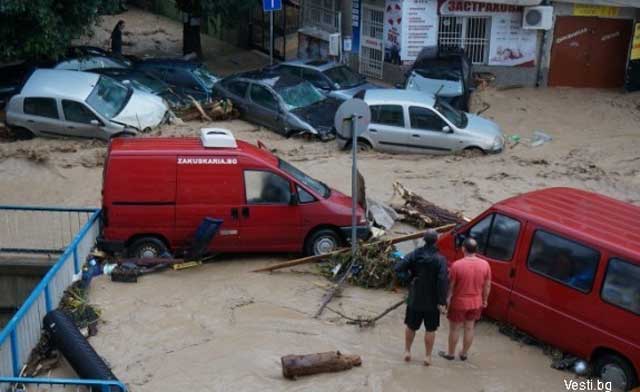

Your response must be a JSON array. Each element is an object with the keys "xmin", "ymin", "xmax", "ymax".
[
  {"xmin": 401, "ymin": 0, "xmax": 439, "ymax": 61},
  {"xmin": 384, "ymin": 0, "xmax": 403, "ymax": 64},
  {"xmin": 488, "ymin": 12, "xmax": 537, "ymax": 67}
]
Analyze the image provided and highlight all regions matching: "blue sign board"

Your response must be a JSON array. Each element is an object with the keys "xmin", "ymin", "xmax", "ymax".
[
  {"xmin": 263, "ymin": 0, "xmax": 282, "ymax": 12},
  {"xmin": 351, "ymin": 0, "xmax": 362, "ymax": 53}
]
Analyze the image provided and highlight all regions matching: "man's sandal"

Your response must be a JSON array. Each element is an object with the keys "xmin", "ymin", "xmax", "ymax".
[
  {"xmin": 438, "ymin": 351, "xmax": 455, "ymax": 361},
  {"xmin": 459, "ymin": 354, "xmax": 468, "ymax": 361}
]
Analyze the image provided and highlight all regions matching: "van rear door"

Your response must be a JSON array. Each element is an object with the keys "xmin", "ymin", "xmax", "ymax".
[
  {"xmin": 462, "ymin": 211, "xmax": 523, "ymax": 321},
  {"xmin": 239, "ymin": 167, "xmax": 302, "ymax": 252},
  {"xmin": 175, "ymin": 155, "xmax": 243, "ymax": 252}
]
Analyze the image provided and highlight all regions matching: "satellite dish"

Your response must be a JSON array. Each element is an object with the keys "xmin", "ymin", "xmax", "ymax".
[{"xmin": 334, "ymin": 98, "xmax": 371, "ymax": 140}]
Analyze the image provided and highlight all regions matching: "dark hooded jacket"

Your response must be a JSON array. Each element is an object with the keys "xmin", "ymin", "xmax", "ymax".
[{"xmin": 395, "ymin": 245, "xmax": 448, "ymax": 312}]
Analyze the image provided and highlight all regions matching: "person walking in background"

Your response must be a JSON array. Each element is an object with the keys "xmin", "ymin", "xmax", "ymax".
[
  {"xmin": 395, "ymin": 229, "xmax": 449, "ymax": 366},
  {"xmin": 111, "ymin": 20, "xmax": 125, "ymax": 55},
  {"xmin": 440, "ymin": 237, "xmax": 491, "ymax": 361}
]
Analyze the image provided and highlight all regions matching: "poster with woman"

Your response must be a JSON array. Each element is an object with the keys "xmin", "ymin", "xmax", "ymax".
[
  {"xmin": 384, "ymin": 0, "xmax": 403, "ymax": 64},
  {"xmin": 489, "ymin": 12, "xmax": 538, "ymax": 67}
]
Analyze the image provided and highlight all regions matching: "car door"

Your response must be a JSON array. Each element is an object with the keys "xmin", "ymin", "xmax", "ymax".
[
  {"xmin": 61, "ymin": 100, "xmax": 109, "ymax": 139},
  {"xmin": 407, "ymin": 106, "xmax": 456, "ymax": 154},
  {"xmin": 220, "ymin": 80, "xmax": 249, "ymax": 114},
  {"xmin": 21, "ymin": 97, "xmax": 67, "ymax": 136},
  {"xmin": 461, "ymin": 212, "xmax": 523, "ymax": 321},
  {"xmin": 366, "ymin": 104, "xmax": 407, "ymax": 153},
  {"xmin": 240, "ymin": 169, "xmax": 302, "ymax": 252},
  {"xmin": 248, "ymin": 83, "xmax": 282, "ymax": 130}
]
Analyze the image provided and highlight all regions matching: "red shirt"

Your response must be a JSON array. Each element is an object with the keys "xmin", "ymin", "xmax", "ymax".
[{"xmin": 449, "ymin": 255, "xmax": 491, "ymax": 310}]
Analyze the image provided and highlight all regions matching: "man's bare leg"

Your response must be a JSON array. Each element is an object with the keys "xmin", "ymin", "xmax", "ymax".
[
  {"xmin": 448, "ymin": 321, "xmax": 462, "ymax": 357},
  {"xmin": 423, "ymin": 331, "xmax": 435, "ymax": 366},
  {"xmin": 460, "ymin": 320, "xmax": 475, "ymax": 360},
  {"xmin": 404, "ymin": 326, "xmax": 416, "ymax": 362}
]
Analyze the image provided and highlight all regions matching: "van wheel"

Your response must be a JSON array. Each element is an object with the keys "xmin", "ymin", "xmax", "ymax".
[
  {"xmin": 127, "ymin": 237, "xmax": 169, "ymax": 259},
  {"xmin": 11, "ymin": 127, "xmax": 35, "ymax": 140},
  {"xmin": 593, "ymin": 353, "xmax": 638, "ymax": 391},
  {"xmin": 305, "ymin": 229, "xmax": 342, "ymax": 256}
]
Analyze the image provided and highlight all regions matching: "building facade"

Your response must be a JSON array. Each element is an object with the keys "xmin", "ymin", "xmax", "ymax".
[{"xmin": 299, "ymin": 0, "xmax": 640, "ymax": 88}]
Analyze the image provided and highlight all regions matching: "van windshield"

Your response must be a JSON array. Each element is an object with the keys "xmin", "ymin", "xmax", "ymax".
[{"xmin": 278, "ymin": 159, "xmax": 329, "ymax": 198}]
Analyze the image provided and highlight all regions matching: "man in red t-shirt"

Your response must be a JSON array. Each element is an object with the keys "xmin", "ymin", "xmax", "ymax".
[{"xmin": 439, "ymin": 238, "xmax": 491, "ymax": 361}]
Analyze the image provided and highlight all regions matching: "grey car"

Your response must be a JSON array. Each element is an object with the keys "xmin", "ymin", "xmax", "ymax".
[
  {"xmin": 213, "ymin": 70, "xmax": 341, "ymax": 141},
  {"xmin": 5, "ymin": 69, "xmax": 168, "ymax": 140},
  {"xmin": 270, "ymin": 60, "xmax": 382, "ymax": 101},
  {"xmin": 337, "ymin": 89, "xmax": 504, "ymax": 154}
]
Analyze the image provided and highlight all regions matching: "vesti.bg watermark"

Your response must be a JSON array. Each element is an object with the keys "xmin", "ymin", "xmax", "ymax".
[{"xmin": 564, "ymin": 379, "xmax": 613, "ymax": 392}]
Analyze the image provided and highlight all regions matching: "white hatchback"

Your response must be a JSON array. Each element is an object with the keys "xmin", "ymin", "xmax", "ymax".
[{"xmin": 6, "ymin": 69, "xmax": 168, "ymax": 140}]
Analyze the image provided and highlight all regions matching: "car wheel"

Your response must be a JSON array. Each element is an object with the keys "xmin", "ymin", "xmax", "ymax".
[
  {"xmin": 11, "ymin": 127, "xmax": 35, "ymax": 140},
  {"xmin": 142, "ymin": 127, "xmax": 152, "ymax": 133},
  {"xmin": 593, "ymin": 353, "xmax": 638, "ymax": 391},
  {"xmin": 462, "ymin": 146, "xmax": 485, "ymax": 157},
  {"xmin": 127, "ymin": 237, "xmax": 169, "ymax": 259},
  {"xmin": 305, "ymin": 229, "xmax": 342, "ymax": 256}
]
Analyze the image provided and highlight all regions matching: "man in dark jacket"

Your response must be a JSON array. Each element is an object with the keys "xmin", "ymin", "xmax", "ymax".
[
  {"xmin": 395, "ymin": 229, "xmax": 448, "ymax": 366},
  {"xmin": 111, "ymin": 20, "xmax": 125, "ymax": 55}
]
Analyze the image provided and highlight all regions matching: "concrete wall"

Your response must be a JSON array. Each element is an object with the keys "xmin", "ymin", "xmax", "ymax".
[{"xmin": 0, "ymin": 259, "xmax": 51, "ymax": 329}]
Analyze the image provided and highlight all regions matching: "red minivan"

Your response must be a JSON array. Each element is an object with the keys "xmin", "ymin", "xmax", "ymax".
[
  {"xmin": 438, "ymin": 187, "xmax": 640, "ymax": 390},
  {"xmin": 99, "ymin": 129, "xmax": 369, "ymax": 257}
]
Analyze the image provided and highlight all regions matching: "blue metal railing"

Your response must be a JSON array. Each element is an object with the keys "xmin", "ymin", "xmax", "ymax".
[
  {"xmin": 0, "ymin": 206, "xmax": 122, "ymax": 391},
  {"xmin": 0, "ymin": 376, "xmax": 127, "ymax": 391}
]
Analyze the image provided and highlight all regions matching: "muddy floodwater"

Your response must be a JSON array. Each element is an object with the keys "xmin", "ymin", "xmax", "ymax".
[{"xmin": 88, "ymin": 258, "xmax": 571, "ymax": 392}]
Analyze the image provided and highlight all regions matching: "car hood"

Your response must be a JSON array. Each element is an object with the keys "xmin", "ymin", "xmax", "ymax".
[
  {"xmin": 407, "ymin": 72, "xmax": 463, "ymax": 97},
  {"xmin": 327, "ymin": 188, "xmax": 366, "ymax": 216},
  {"xmin": 330, "ymin": 82, "xmax": 383, "ymax": 101},
  {"xmin": 113, "ymin": 90, "xmax": 168, "ymax": 130},
  {"xmin": 290, "ymin": 98, "xmax": 341, "ymax": 135},
  {"xmin": 464, "ymin": 113, "xmax": 503, "ymax": 140}
]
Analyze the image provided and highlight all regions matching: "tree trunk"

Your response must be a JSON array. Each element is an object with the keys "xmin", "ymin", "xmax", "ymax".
[
  {"xmin": 183, "ymin": 14, "xmax": 203, "ymax": 58},
  {"xmin": 281, "ymin": 351, "xmax": 361, "ymax": 380}
]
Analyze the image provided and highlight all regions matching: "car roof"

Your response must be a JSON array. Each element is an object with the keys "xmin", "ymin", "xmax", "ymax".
[
  {"xmin": 230, "ymin": 71, "xmax": 305, "ymax": 90},
  {"xmin": 21, "ymin": 69, "xmax": 99, "ymax": 100},
  {"xmin": 364, "ymin": 89, "xmax": 435, "ymax": 107},
  {"xmin": 108, "ymin": 137, "xmax": 278, "ymax": 166},
  {"xmin": 281, "ymin": 59, "xmax": 339, "ymax": 72},
  {"xmin": 495, "ymin": 187, "xmax": 640, "ymax": 259},
  {"xmin": 137, "ymin": 59, "xmax": 202, "ymax": 68}
]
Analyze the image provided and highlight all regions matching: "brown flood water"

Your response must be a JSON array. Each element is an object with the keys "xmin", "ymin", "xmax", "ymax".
[{"xmin": 88, "ymin": 257, "xmax": 572, "ymax": 392}]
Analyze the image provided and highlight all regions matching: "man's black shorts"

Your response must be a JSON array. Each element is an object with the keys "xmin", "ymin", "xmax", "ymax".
[{"xmin": 405, "ymin": 307, "xmax": 440, "ymax": 332}]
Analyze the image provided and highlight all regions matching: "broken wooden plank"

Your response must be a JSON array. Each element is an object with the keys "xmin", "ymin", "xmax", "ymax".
[
  {"xmin": 281, "ymin": 351, "xmax": 361, "ymax": 380},
  {"xmin": 251, "ymin": 223, "xmax": 458, "ymax": 273}
]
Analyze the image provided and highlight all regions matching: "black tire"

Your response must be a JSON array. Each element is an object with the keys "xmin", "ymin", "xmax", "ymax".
[
  {"xmin": 11, "ymin": 127, "xmax": 35, "ymax": 140},
  {"xmin": 127, "ymin": 237, "xmax": 169, "ymax": 258},
  {"xmin": 593, "ymin": 353, "xmax": 638, "ymax": 391},
  {"xmin": 304, "ymin": 229, "xmax": 342, "ymax": 256},
  {"xmin": 110, "ymin": 132, "xmax": 135, "ymax": 139},
  {"xmin": 346, "ymin": 139, "xmax": 372, "ymax": 152}
]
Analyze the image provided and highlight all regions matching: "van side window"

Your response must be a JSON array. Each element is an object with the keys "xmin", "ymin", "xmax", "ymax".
[
  {"xmin": 24, "ymin": 98, "xmax": 59, "ymax": 119},
  {"xmin": 244, "ymin": 170, "xmax": 291, "ymax": 205},
  {"xmin": 601, "ymin": 258, "xmax": 640, "ymax": 315},
  {"xmin": 468, "ymin": 213, "xmax": 520, "ymax": 261},
  {"xmin": 527, "ymin": 230, "xmax": 600, "ymax": 293},
  {"xmin": 297, "ymin": 185, "xmax": 316, "ymax": 204}
]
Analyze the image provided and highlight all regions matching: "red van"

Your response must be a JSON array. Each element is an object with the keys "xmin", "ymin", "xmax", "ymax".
[
  {"xmin": 438, "ymin": 187, "xmax": 639, "ymax": 390},
  {"xmin": 99, "ymin": 129, "xmax": 369, "ymax": 258}
]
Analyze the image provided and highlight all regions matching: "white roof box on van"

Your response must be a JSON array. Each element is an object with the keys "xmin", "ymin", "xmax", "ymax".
[{"xmin": 200, "ymin": 128, "xmax": 237, "ymax": 148}]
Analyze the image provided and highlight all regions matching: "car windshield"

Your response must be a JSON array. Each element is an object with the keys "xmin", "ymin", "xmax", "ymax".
[
  {"xmin": 278, "ymin": 158, "xmax": 329, "ymax": 198},
  {"xmin": 193, "ymin": 66, "xmax": 217, "ymax": 89},
  {"xmin": 130, "ymin": 72, "xmax": 169, "ymax": 94},
  {"xmin": 323, "ymin": 65, "xmax": 365, "ymax": 89},
  {"xmin": 277, "ymin": 81, "xmax": 325, "ymax": 110},
  {"xmin": 86, "ymin": 76, "xmax": 131, "ymax": 119},
  {"xmin": 415, "ymin": 67, "xmax": 461, "ymax": 82},
  {"xmin": 435, "ymin": 98, "xmax": 467, "ymax": 128}
]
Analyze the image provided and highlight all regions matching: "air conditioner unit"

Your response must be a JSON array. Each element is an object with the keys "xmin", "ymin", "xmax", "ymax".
[
  {"xmin": 523, "ymin": 6, "xmax": 553, "ymax": 30},
  {"xmin": 200, "ymin": 128, "xmax": 237, "ymax": 148}
]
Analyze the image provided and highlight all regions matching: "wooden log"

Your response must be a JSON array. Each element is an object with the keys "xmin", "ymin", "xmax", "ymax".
[
  {"xmin": 188, "ymin": 96, "xmax": 212, "ymax": 122},
  {"xmin": 281, "ymin": 351, "xmax": 361, "ymax": 380},
  {"xmin": 251, "ymin": 223, "xmax": 457, "ymax": 273}
]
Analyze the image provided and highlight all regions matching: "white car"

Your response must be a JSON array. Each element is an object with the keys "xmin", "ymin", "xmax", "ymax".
[
  {"xmin": 338, "ymin": 89, "xmax": 504, "ymax": 155},
  {"xmin": 5, "ymin": 69, "xmax": 168, "ymax": 140}
]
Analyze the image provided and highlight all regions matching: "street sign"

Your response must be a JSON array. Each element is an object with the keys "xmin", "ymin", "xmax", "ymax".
[
  {"xmin": 263, "ymin": 0, "xmax": 282, "ymax": 12},
  {"xmin": 334, "ymin": 99, "xmax": 371, "ymax": 139}
]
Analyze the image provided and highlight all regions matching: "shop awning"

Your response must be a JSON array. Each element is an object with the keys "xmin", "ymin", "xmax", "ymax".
[{"xmin": 554, "ymin": 0, "xmax": 640, "ymax": 7}]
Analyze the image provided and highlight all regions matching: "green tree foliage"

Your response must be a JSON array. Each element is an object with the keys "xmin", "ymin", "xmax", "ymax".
[{"xmin": 0, "ymin": 0, "xmax": 120, "ymax": 61}]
